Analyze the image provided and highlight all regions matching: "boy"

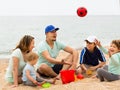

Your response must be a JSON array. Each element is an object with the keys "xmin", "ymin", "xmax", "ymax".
[{"xmin": 77, "ymin": 35, "xmax": 106, "ymax": 74}]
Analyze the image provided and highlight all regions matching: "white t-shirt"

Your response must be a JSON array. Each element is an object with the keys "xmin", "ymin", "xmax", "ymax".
[{"xmin": 5, "ymin": 48, "xmax": 26, "ymax": 82}]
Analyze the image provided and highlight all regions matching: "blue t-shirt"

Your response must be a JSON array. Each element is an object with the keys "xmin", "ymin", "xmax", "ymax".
[
  {"xmin": 80, "ymin": 47, "xmax": 106, "ymax": 66},
  {"xmin": 22, "ymin": 63, "xmax": 36, "ymax": 81},
  {"xmin": 35, "ymin": 40, "xmax": 66, "ymax": 69}
]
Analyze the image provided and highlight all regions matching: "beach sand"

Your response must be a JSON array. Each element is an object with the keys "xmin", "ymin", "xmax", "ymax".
[{"xmin": 0, "ymin": 49, "xmax": 120, "ymax": 90}]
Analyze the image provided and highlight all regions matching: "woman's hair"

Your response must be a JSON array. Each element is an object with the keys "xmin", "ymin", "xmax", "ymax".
[
  {"xmin": 26, "ymin": 52, "xmax": 39, "ymax": 62},
  {"xmin": 15, "ymin": 35, "xmax": 34, "ymax": 53},
  {"xmin": 111, "ymin": 39, "xmax": 120, "ymax": 50}
]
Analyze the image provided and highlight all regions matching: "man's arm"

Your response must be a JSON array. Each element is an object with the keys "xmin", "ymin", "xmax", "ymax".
[
  {"xmin": 41, "ymin": 50, "xmax": 61, "ymax": 64},
  {"xmin": 63, "ymin": 46, "xmax": 79, "ymax": 69},
  {"xmin": 41, "ymin": 50, "xmax": 71, "ymax": 65}
]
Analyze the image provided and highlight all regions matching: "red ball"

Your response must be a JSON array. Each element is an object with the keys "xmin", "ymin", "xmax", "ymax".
[{"xmin": 77, "ymin": 7, "xmax": 87, "ymax": 17}]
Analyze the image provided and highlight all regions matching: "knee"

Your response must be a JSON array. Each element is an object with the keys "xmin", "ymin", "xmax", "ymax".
[
  {"xmin": 39, "ymin": 63, "xmax": 48, "ymax": 71},
  {"xmin": 97, "ymin": 68, "xmax": 103, "ymax": 74}
]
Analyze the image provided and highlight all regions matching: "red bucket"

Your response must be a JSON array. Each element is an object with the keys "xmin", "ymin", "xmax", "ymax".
[{"xmin": 60, "ymin": 70, "xmax": 75, "ymax": 84}]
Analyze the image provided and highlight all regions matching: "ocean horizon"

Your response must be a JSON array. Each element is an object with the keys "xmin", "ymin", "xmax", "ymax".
[{"xmin": 0, "ymin": 15, "xmax": 120, "ymax": 59}]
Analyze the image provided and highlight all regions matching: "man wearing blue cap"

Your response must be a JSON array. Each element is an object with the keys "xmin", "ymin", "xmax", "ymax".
[{"xmin": 36, "ymin": 25, "xmax": 78, "ymax": 78}]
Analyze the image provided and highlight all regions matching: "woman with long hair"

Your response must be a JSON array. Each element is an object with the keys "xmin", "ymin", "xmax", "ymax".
[{"xmin": 5, "ymin": 35, "xmax": 35, "ymax": 88}]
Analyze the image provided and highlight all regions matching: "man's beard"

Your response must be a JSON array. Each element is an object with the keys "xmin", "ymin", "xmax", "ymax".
[
  {"xmin": 52, "ymin": 38, "xmax": 56, "ymax": 41},
  {"xmin": 52, "ymin": 39, "xmax": 56, "ymax": 41}
]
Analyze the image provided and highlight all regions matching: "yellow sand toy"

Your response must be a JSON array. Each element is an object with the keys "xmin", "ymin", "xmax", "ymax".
[{"xmin": 86, "ymin": 69, "xmax": 93, "ymax": 75}]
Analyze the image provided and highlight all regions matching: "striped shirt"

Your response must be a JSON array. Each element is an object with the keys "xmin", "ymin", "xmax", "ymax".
[{"xmin": 80, "ymin": 47, "xmax": 106, "ymax": 66}]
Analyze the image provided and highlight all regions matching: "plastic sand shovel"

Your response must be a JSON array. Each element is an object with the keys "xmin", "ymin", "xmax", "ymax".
[{"xmin": 41, "ymin": 82, "xmax": 51, "ymax": 88}]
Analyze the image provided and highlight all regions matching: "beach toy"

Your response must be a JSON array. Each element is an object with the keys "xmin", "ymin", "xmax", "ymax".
[
  {"xmin": 41, "ymin": 82, "xmax": 51, "ymax": 88},
  {"xmin": 60, "ymin": 70, "xmax": 75, "ymax": 84},
  {"xmin": 77, "ymin": 7, "xmax": 87, "ymax": 17},
  {"xmin": 74, "ymin": 74, "xmax": 78, "ymax": 81},
  {"xmin": 77, "ymin": 74, "xmax": 84, "ymax": 79},
  {"xmin": 86, "ymin": 69, "xmax": 93, "ymax": 75}
]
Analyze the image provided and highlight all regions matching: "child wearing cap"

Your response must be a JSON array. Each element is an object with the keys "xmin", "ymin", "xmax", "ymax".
[
  {"xmin": 22, "ymin": 52, "xmax": 56, "ymax": 87},
  {"xmin": 77, "ymin": 35, "xmax": 106, "ymax": 75}
]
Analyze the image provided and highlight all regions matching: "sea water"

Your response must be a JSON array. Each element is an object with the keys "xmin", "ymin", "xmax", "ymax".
[{"xmin": 0, "ymin": 15, "xmax": 120, "ymax": 58}]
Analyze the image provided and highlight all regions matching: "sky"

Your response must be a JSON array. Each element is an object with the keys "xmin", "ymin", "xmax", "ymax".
[{"xmin": 0, "ymin": 0, "xmax": 120, "ymax": 16}]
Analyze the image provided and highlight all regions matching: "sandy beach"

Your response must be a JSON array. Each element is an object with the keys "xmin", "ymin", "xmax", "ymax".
[{"xmin": 1, "ymin": 49, "xmax": 120, "ymax": 90}]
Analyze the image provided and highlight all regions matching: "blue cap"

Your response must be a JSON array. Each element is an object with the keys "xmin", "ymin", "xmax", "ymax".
[{"xmin": 45, "ymin": 25, "xmax": 59, "ymax": 33}]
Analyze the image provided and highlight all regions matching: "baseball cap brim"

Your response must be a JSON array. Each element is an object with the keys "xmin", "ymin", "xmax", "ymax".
[
  {"xmin": 85, "ymin": 40, "xmax": 94, "ymax": 43},
  {"xmin": 49, "ymin": 27, "xmax": 59, "ymax": 32},
  {"xmin": 54, "ymin": 28, "xmax": 59, "ymax": 31},
  {"xmin": 85, "ymin": 35, "xmax": 97, "ymax": 43}
]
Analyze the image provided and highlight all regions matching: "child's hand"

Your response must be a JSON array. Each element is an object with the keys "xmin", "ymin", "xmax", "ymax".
[
  {"xmin": 10, "ymin": 84, "xmax": 18, "ymax": 88},
  {"xmin": 89, "ymin": 66, "xmax": 97, "ymax": 71},
  {"xmin": 108, "ymin": 48, "xmax": 112, "ymax": 57},
  {"xmin": 36, "ymin": 81, "xmax": 46, "ymax": 86},
  {"xmin": 35, "ymin": 82, "xmax": 42, "ymax": 86},
  {"xmin": 34, "ymin": 81, "xmax": 39, "ymax": 85},
  {"xmin": 95, "ymin": 39, "xmax": 101, "ymax": 47}
]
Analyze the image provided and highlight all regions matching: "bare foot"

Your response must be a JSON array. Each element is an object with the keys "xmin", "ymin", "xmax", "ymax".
[
  {"xmin": 37, "ymin": 81, "xmax": 46, "ymax": 86},
  {"xmin": 40, "ymin": 81, "xmax": 46, "ymax": 85},
  {"xmin": 46, "ymin": 78, "xmax": 57, "ymax": 84},
  {"xmin": 52, "ymin": 78, "xmax": 57, "ymax": 84},
  {"xmin": 91, "ymin": 75, "xmax": 97, "ymax": 79}
]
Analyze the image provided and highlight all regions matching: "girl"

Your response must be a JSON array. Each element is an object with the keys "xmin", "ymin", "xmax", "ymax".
[{"xmin": 95, "ymin": 39, "xmax": 120, "ymax": 82}]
